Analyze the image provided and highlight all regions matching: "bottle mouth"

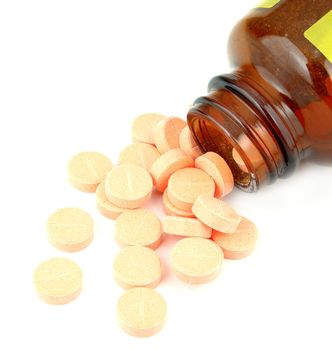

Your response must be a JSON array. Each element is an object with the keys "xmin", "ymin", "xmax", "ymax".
[
  {"xmin": 188, "ymin": 71, "xmax": 305, "ymax": 192},
  {"xmin": 188, "ymin": 109, "xmax": 259, "ymax": 192},
  {"xmin": 188, "ymin": 95, "xmax": 284, "ymax": 192}
]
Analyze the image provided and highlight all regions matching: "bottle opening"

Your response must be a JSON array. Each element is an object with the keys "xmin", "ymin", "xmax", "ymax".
[
  {"xmin": 187, "ymin": 72, "xmax": 294, "ymax": 192},
  {"xmin": 189, "ymin": 111, "xmax": 263, "ymax": 192}
]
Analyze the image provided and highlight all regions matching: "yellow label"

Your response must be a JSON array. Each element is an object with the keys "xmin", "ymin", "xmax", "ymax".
[
  {"xmin": 257, "ymin": 0, "xmax": 281, "ymax": 8},
  {"xmin": 304, "ymin": 10, "xmax": 332, "ymax": 63}
]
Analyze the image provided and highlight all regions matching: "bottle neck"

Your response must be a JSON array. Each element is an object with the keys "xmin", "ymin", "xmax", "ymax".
[{"xmin": 188, "ymin": 68, "xmax": 306, "ymax": 192}]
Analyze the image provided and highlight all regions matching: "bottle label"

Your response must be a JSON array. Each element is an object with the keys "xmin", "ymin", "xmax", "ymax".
[
  {"xmin": 257, "ymin": 0, "xmax": 280, "ymax": 8},
  {"xmin": 304, "ymin": 10, "xmax": 332, "ymax": 63}
]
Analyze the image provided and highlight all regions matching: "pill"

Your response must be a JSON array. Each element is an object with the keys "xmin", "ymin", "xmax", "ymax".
[
  {"xmin": 113, "ymin": 246, "xmax": 162, "ymax": 289},
  {"xmin": 153, "ymin": 117, "xmax": 187, "ymax": 154},
  {"xmin": 232, "ymin": 136, "xmax": 266, "ymax": 174},
  {"xmin": 115, "ymin": 209, "xmax": 162, "ymax": 249},
  {"xmin": 105, "ymin": 165, "xmax": 153, "ymax": 209},
  {"xmin": 232, "ymin": 144, "xmax": 264, "ymax": 173},
  {"xmin": 192, "ymin": 194, "xmax": 241, "ymax": 233},
  {"xmin": 167, "ymin": 168, "xmax": 215, "ymax": 211},
  {"xmin": 150, "ymin": 149, "xmax": 194, "ymax": 192},
  {"xmin": 119, "ymin": 143, "xmax": 161, "ymax": 173},
  {"xmin": 212, "ymin": 217, "xmax": 258, "ymax": 259},
  {"xmin": 232, "ymin": 148, "xmax": 248, "ymax": 172},
  {"xmin": 117, "ymin": 287, "xmax": 167, "ymax": 337},
  {"xmin": 96, "ymin": 181, "xmax": 128, "ymax": 219},
  {"xmin": 170, "ymin": 237, "xmax": 223, "ymax": 284},
  {"xmin": 47, "ymin": 208, "xmax": 94, "ymax": 252},
  {"xmin": 68, "ymin": 151, "xmax": 112, "ymax": 192},
  {"xmin": 179, "ymin": 126, "xmax": 203, "ymax": 159},
  {"xmin": 162, "ymin": 189, "xmax": 195, "ymax": 218},
  {"xmin": 132, "ymin": 113, "xmax": 166, "ymax": 144},
  {"xmin": 163, "ymin": 216, "xmax": 212, "ymax": 238},
  {"xmin": 195, "ymin": 152, "xmax": 234, "ymax": 197},
  {"xmin": 33, "ymin": 257, "xmax": 82, "ymax": 305}
]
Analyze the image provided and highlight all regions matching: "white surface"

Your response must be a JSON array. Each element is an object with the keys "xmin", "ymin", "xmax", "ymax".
[{"xmin": 0, "ymin": 1, "xmax": 331, "ymax": 349}]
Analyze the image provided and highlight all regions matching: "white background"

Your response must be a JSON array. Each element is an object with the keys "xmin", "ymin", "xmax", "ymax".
[{"xmin": 0, "ymin": 1, "xmax": 331, "ymax": 349}]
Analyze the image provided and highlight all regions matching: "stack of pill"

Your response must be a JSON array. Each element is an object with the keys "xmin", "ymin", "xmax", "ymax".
[{"xmin": 33, "ymin": 112, "xmax": 258, "ymax": 337}]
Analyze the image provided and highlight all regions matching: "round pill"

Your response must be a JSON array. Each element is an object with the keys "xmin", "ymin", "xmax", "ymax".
[
  {"xmin": 167, "ymin": 168, "xmax": 215, "ymax": 211},
  {"xmin": 47, "ymin": 208, "xmax": 94, "ymax": 252},
  {"xmin": 150, "ymin": 149, "xmax": 194, "ymax": 192},
  {"xmin": 192, "ymin": 194, "xmax": 241, "ymax": 233},
  {"xmin": 132, "ymin": 113, "xmax": 166, "ymax": 144},
  {"xmin": 153, "ymin": 117, "xmax": 187, "ymax": 154},
  {"xmin": 162, "ymin": 189, "xmax": 195, "ymax": 218},
  {"xmin": 119, "ymin": 143, "xmax": 161, "ymax": 173},
  {"xmin": 212, "ymin": 217, "xmax": 258, "ymax": 259},
  {"xmin": 113, "ymin": 246, "xmax": 162, "ymax": 289},
  {"xmin": 170, "ymin": 237, "xmax": 223, "ymax": 284},
  {"xmin": 232, "ymin": 133, "xmax": 267, "ymax": 174},
  {"xmin": 105, "ymin": 165, "xmax": 153, "ymax": 209},
  {"xmin": 96, "ymin": 181, "xmax": 128, "ymax": 220},
  {"xmin": 195, "ymin": 152, "xmax": 234, "ymax": 197},
  {"xmin": 115, "ymin": 209, "xmax": 162, "ymax": 250},
  {"xmin": 33, "ymin": 257, "xmax": 82, "ymax": 305},
  {"xmin": 117, "ymin": 287, "xmax": 167, "ymax": 337},
  {"xmin": 179, "ymin": 126, "xmax": 203, "ymax": 159},
  {"xmin": 232, "ymin": 143, "xmax": 266, "ymax": 174},
  {"xmin": 163, "ymin": 216, "xmax": 212, "ymax": 238},
  {"xmin": 68, "ymin": 151, "xmax": 112, "ymax": 192},
  {"xmin": 232, "ymin": 148, "xmax": 249, "ymax": 172}
]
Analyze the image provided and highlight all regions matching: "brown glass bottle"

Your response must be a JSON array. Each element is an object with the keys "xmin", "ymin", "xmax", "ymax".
[{"xmin": 188, "ymin": 0, "xmax": 332, "ymax": 192}]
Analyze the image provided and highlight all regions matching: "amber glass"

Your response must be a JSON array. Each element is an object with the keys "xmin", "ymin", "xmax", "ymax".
[{"xmin": 188, "ymin": 0, "xmax": 332, "ymax": 192}]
